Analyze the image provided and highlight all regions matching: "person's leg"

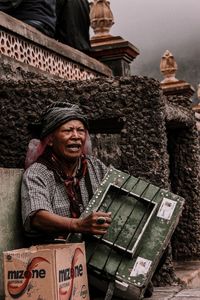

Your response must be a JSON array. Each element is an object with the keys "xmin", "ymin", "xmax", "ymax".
[
  {"xmin": 24, "ymin": 20, "xmax": 55, "ymax": 37},
  {"xmin": 56, "ymin": 0, "xmax": 91, "ymax": 52}
]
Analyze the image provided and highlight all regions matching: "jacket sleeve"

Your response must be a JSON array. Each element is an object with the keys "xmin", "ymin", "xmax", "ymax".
[{"xmin": 21, "ymin": 163, "xmax": 55, "ymax": 231}]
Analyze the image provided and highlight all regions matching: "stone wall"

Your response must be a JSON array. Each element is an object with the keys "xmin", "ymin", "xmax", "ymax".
[
  {"xmin": 164, "ymin": 93, "xmax": 200, "ymax": 260},
  {"xmin": 0, "ymin": 168, "xmax": 24, "ymax": 299},
  {"xmin": 0, "ymin": 75, "xmax": 168, "ymax": 188}
]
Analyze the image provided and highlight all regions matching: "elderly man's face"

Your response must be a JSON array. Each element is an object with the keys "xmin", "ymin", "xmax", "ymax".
[{"xmin": 49, "ymin": 120, "xmax": 86, "ymax": 161}]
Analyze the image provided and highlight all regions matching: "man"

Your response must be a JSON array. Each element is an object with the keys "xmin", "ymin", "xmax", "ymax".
[{"xmin": 21, "ymin": 102, "xmax": 111, "ymax": 245}]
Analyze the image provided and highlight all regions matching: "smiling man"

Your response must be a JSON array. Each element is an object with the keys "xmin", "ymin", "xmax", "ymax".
[{"xmin": 21, "ymin": 102, "xmax": 111, "ymax": 245}]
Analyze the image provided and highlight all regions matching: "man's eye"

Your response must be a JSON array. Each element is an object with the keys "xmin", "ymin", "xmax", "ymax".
[
  {"xmin": 63, "ymin": 128, "xmax": 85, "ymax": 133},
  {"xmin": 77, "ymin": 128, "xmax": 85, "ymax": 133}
]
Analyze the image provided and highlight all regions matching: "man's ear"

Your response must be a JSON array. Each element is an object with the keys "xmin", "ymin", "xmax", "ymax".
[{"xmin": 47, "ymin": 135, "xmax": 53, "ymax": 147}]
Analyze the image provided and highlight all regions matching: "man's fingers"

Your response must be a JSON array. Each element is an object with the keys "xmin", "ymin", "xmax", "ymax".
[
  {"xmin": 94, "ymin": 229, "xmax": 108, "ymax": 235},
  {"xmin": 94, "ymin": 211, "xmax": 112, "ymax": 224},
  {"xmin": 96, "ymin": 216, "xmax": 107, "ymax": 225}
]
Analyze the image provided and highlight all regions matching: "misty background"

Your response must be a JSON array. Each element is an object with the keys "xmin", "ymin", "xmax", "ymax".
[{"xmin": 99, "ymin": 0, "xmax": 200, "ymax": 96}]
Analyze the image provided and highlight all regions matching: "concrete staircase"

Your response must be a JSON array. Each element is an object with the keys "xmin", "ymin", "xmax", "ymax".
[
  {"xmin": 150, "ymin": 261, "xmax": 200, "ymax": 299},
  {"xmin": 174, "ymin": 261, "xmax": 200, "ymax": 288}
]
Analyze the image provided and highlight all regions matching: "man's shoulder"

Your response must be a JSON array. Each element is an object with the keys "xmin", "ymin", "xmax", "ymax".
[
  {"xmin": 24, "ymin": 162, "xmax": 54, "ymax": 178},
  {"xmin": 85, "ymin": 155, "xmax": 108, "ymax": 174}
]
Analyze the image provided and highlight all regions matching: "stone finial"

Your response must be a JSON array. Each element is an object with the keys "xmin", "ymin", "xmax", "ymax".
[
  {"xmin": 197, "ymin": 84, "xmax": 200, "ymax": 99},
  {"xmin": 160, "ymin": 50, "xmax": 178, "ymax": 83},
  {"xmin": 90, "ymin": 0, "xmax": 114, "ymax": 38}
]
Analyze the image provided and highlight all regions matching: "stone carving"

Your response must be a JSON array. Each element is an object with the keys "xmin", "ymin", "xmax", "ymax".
[
  {"xmin": 0, "ymin": 30, "xmax": 95, "ymax": 80},
  {"xmin": 160, "ymin": 50, "xmax": 178, "ymax": 83},
  {"xmin": 90, "ymin": 0, "xmax": 114, "ymax": 37}
]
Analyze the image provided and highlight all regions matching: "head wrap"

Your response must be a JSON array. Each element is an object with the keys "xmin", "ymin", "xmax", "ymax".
[{"xmin": 40, "ymin": 102, "xmax": 88, "ymax": 139}]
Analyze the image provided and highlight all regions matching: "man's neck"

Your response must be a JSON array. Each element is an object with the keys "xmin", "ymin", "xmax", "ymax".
[{"xmin": 59, "ymin": 157, "xmax": 80, "ymax": 177}]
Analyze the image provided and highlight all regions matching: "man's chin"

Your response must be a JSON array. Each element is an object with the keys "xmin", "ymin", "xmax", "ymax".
[{"xmin": 64, "ymin": 152, "xmax": 82, "ymax": 160}]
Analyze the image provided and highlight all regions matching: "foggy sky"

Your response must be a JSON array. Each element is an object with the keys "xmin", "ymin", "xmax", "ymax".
[{"xmin": 104, "ymin": 0, "xmax": 200, "ymax": 89}]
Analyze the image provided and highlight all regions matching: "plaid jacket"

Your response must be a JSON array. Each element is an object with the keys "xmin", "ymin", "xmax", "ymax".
[{"xmin": 21, "ymin": 155, "xmax": 107, "ymax": 237}]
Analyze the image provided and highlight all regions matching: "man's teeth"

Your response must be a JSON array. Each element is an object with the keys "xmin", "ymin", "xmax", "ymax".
[{"xmin": 68, "ymin": 144, "xmax": 81, "ymax": 149}]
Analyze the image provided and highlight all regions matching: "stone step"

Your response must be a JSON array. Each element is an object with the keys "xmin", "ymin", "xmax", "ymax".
[
  {"xmin": 149, "ymin": 262, "xmax": 200, "ymax": 299},
  {"xmin": 174, "ymin": 261, "xmax": 200, "ymax": 288},
  {"xmin": 150, "ymin": 287, "xmax": 200, "ymax": 300}
]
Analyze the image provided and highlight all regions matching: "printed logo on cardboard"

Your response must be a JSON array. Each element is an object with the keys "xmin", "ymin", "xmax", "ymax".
[
  {"xmin": 7, "ymin": 256, "xmax": 49, "ymax": 298},
  {"xmin": 59, "ymin": 247, "xmax": 88, "ymax": 299}
]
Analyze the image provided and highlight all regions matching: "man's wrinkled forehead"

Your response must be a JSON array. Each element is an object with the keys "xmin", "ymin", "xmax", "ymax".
[
  {"xmin": 40, "ymin": 105, "xmax": 88, "ymax": 138},
  {"xmin": 55, "ymin": 119, "xmax": 86, "ymax": 131}
]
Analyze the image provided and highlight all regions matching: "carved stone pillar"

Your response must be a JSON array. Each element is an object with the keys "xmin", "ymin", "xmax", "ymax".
[
  {"xmin": 160, "ymin": 50, "xmax": 194, "ymax": 99},
  {"xmin": 89, "ymin": 0, "xmax": 140, "ymax": 76},
  {"xmin": 160, "ymin": 50, "xmax": 178, "ymax": 84},
  {"xmin": 90, "ymin": 0, "xmax": 114, "ymax": 37}
]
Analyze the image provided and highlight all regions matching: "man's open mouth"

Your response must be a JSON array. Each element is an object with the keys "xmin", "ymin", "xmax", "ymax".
[{"xmin": 67, "ymin": 144, "xmax": 82, "ymax": 151}]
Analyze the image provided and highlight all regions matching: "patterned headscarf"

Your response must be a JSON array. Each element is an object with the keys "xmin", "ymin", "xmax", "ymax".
[{"xmin": 40, "ymin": 102, "xmax": 88, "ymax": 139}]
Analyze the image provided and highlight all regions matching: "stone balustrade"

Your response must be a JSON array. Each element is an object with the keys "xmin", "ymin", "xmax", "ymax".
[{"xmin": 0, "ymin": 11, "xmax": 112, "ymax": 80}]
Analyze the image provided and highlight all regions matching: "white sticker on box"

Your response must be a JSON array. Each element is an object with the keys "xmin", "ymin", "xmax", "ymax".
[
  {"xmin": 157, "ymin": 198, "xmax": 177, "ymax": 220},
  {"xmin": 130, "ymin": 257, "xmax": 152, "ymax": 277}
]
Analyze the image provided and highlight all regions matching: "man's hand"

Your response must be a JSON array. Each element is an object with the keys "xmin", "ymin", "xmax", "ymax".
[{"xmin": 73, "ymin": 211, "xmax": 112, "ymax": 235}]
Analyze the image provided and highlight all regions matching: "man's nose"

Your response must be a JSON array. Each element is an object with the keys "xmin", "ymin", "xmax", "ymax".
[{"xmin": 71, "ymin": 129, "xmax": 80, "ymax": 138}]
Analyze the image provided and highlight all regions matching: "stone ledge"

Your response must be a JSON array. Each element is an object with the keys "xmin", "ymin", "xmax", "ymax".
[
  {"xmin": 161, "ymin": 80, "xmax": 195, "ymax": 98},
  {"xmin": 91, "ymin": 35, "xmax": 140, "ymax": 59},
  {"xmin": 150, "ymin": 287, "xmax": 200, "ymax": 300},
  {"xmin": 174, "ymin": 288, "xmax": 200, "ymax": 299},
  {"xmin": 0, "ymin": 11, "xmax": 112, "ymax": 80},
  {"xmin": 150, "ymin": 286, "xmax": 182, "ymax": 300}
]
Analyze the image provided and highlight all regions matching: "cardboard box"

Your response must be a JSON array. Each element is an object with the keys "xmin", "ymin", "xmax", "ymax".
[{"xmin": 3, "ymin": 243, "xmax": 89, "ymax": 300}]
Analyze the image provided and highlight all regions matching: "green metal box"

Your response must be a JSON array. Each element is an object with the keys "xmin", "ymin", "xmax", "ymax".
[{"xmin": 69, "ymin": 167, "xmax": 185, "ymax": 299}]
